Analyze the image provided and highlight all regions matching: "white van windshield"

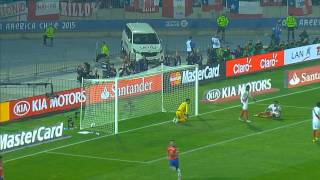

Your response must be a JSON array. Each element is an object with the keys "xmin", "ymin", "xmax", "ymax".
[{"xmin": 133, "ymin": 33, "xmax": 159, "ymax": 44}]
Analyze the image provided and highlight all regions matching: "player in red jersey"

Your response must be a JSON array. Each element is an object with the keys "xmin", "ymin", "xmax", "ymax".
[
  {"xmin": 0, "ymin": 155, "xmax": 4, "ymax": 180},
  {"xmin": 167, "ymin": 140, "xmax": 181, "ymax": 180}
]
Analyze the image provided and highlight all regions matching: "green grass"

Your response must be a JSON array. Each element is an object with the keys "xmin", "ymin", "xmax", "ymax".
[{"xmin": 1, "ymin": 60, "xmax": 320, "ymax": 180}]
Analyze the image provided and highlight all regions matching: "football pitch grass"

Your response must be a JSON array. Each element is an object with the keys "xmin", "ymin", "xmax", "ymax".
[{"xmin": 1, "ymin": 60, "xmax": 320, "ymax": 180}]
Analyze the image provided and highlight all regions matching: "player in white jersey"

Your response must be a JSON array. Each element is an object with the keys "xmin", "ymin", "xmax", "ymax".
[
  {"xmin": 239, "ymin": 85, "xmax": 256, "ymax": 123},
  {"xmin": 312, "ymin": 102, "xmax": 320, "ymax": 143},
  {"xmin": 255, "ymin": 101, "xmax": 281, "ymax": 119}
]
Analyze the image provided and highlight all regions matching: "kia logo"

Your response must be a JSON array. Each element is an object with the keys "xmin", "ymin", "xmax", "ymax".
[
  {"xmin": 13, "ymin": 101, "xmax": 30, "ymax": 116},
  {"xmin": 205, "ymin": 89, "xmax": 221, "ymax": 102}
]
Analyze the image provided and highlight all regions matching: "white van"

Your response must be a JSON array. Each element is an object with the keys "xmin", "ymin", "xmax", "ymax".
[{"xmin": 121, "ymin": 23, "xmax": 164, "ymax": 63}]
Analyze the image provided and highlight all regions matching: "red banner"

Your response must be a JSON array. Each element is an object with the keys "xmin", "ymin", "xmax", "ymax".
[
  {"xmin": 202, "ymin": 0, "xmax": 223, "ymax": 12},
  {"xmin": 286, "ymin": 65, "xmax": 320, "ymax": 88},
  {"xmin": 226, "ymin": 51, "xmax": 284, "ymax": 77},
  {"xmin": 288, "ymin": 0, "xmax": 312, "ymax": 16},
  {"xmin": 260, "ymin": 0, "xmax": 283, "ymax": 6},
  {"xmin": 27, "ymin": 0, "xmax": 59, "ymax": 21},
  {"xmin": 87, "ymin": 74, "xmax": 162, "ymax": 104},
  {"xmin": 125, "ymin": 0, "xmax": 160, "ymax": 13},
  {"xmin": 9, "ymin": 88, "xmax": 85, "ymax": 121},
  {"xmin": 162, "ymin": 0, "xmax": 193, "ymax": 18}
]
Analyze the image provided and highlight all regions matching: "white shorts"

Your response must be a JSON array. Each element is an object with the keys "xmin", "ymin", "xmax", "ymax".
[
  {"xmin": 313, "ymin": 120, "xmax": 319, "ymax": 130},
  {"xmin": 242, "ymin": 102, "xmax": 248, "ymax": 110},
  {"xmin": 271, "ymin": 111, "xmax": 280, "ymax": 118}
]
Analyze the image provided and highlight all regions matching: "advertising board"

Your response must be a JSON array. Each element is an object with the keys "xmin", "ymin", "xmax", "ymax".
[
  {"xmin": 9, "ymin": 88, "xmax": 85, "ymax": 121},
  {"xmin": 169, "ymin": 62, "xmax": 226, "ymax": 86},
  {"xmin": 286, "ymin": 65, "xmax": 320, "ymax": 88},
  {"xmin": 203, "ymin": 78, "xmax": 279, "ymax": 103},
  {"xmin": 87, "ymin": 74, "xmax": 162, "ymax": 104},
  {"xmin": 226, "ymin": 51, "xmax": 284, "ymax": 77},
  {"xmin": 0, "ymin": 122, "xmax": 64, "ymax": 152},
  {"xmin": 284, "ymin": 44, "xmax": 320, "ymax": 65}
]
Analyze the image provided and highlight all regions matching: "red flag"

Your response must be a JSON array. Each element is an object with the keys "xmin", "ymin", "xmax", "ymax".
[{"xmin": 288, "ymin": 0, "xmax": 312, "ymax": 16}]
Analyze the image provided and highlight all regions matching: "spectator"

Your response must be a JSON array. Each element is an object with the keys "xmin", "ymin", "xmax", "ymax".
[
  {"xmin": 163, "ymin": 54, "xmax": 170, "ymax": 66},
  {"xmin": 92, "ymin": 68, "xmax": 99, "ymax": 79},
  {"xmin": 109, "ymin": 64, "xmax": 117, "ymax": 77},
  {"xmin": 271, "ymin": 22, "xmax": 282, "ymax": 46},
  {"xmin": 43, "ymin": 25, "xmax": 55, "ymax": 47},
  {"xmin": 299, "ymin": 29, "xmax": 309, "ymax": 44},
  {"xmin": 102, "ymin": 63, "xmax": 117, "ymax": 78},
  {"xmin": 119, "ymin": 60, "xmax": 131, "ymax": 77},
  {"xmin": 174, "ymin": 51, "xmax": 181, "ymax": 66},
  {"xmin": 186, "ymin": 36, "xmax": 195, "ymax": 57},
  {"xmin": 84, "ymin": 62, "xmax": 91, "ymax": 75},
  {"xmin": 223, "ymin": 46, "xmax": 233, "ymax": 61},
  {"xmin": 313, "ymin": 37, "xmax": 320, "ymax": 44},
  {"xmin": 216, "ymin": 48, "xmax": 224, "ymax": 61},
  {"xmin": 194, "ymin": 49, "xmax": 203, "ymax": 66},
  {"xmin": 138, "ymin": 56, "xmax": 148, "ymax": 72},
  {"xmin": 186, "ymin": 52, "xmax": 194, "ymax": 65},
  {"xmin": 285, "ymin": 13, "xmax": 297, "ymax": 42},
  {"xmin": 76, "ymin": 62, "xmax": 92, "ymax": 81},
  {"xmin": 77, "ymin": 64, "xmax": 85, "ymax": 81},
  {"xmin": 96, "ymin": 41, "xmax": 110, "ymax": 62},
  {"xmin": 234, "ymin": 45, "xmax": 244, "ymax": 58},
  {"xmin": 211, "ymin": 34, "xmax": 221, "ymax": 49},
  {"xmin": 207, "ymin": 47, "xmax": 214, "ymax": 64},
  {"xmin": 254, "ymin": 40, "xmax": 264, "ymax": 54}
]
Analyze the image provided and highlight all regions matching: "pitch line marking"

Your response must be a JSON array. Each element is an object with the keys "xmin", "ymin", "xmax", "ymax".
[
  {"xmin": 145, "ymin": 119, "xmax": 309, "ymax": 164},
  {"xmin": 45, "ymin": 151, "xmax": 148, "ymax": 164},
  {"xmin": 255, "ymin": 103, "xmax": 312, "ymax": 110},
  {"xmin": 3, "ymin": 86, "xmax": 320, "ymax": 164}
]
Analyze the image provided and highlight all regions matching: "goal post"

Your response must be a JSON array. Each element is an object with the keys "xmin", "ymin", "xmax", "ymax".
[{"xmin": 80, "ymin": 64, "xmax": 199, "ymax": 134}]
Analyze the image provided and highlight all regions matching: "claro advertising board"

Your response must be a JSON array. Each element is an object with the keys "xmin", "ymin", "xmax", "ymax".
[{"xmin": 226, "ymin": 51, "xmax": 284, "ymax": 77}]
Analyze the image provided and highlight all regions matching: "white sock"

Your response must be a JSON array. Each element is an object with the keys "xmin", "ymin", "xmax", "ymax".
[{"xmin": 177, "ymin": 168, "xmax": 181, "ymax": 177}]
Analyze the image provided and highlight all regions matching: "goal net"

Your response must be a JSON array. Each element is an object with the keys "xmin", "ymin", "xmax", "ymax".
[{"xmin": 80, "ymin": 64, "xmax": 199, "ymax": 134}]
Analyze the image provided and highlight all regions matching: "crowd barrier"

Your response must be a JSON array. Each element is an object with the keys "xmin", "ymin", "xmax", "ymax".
[{"xmin": 0, "ymin": 43, "xmax": 319, "ymax": 123}]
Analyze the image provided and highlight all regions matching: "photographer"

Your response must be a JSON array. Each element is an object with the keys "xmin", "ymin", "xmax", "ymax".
[
  {"xmin": 119, "ymin": 59, "xmax": 132, "ymax": 77},
  {"xmin": 174, "ymin": 51, "xmax": 181, "ymax": 66}
]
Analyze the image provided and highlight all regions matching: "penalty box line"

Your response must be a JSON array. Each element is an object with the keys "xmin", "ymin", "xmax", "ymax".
[
  {"xmin": 45, "ymin": 151, "xmax": 148, "ymax": 164},
  {"xmin": 145, "ymin": 119, "xmax": 309, "ymax": 164},
  {"xmin": 3, "ymin": 86, "xmax": 320, "ymax": 164},
  {"xmin": 255, "ymin": 103, "xmax": 312, "ymax": 110}
]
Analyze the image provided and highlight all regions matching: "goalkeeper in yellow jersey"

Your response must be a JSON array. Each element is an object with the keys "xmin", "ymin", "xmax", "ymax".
[{"xmin": 173, "ymin": 98, "xmax": 190, "ymax": 124}]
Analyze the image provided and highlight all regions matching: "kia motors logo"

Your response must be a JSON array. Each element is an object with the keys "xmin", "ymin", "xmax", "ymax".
[
  {"xmin": 289, "ymin": 73, "xmax": 301, "ymax": 86},
  {"xmin": 205, "ymin": 89, "xmax": 221, "ymax": 102},
  {"xmin": 13, "ymin": 101, "xmax": 30, "ymax": 116},
  {"xmin": 170, "ymin": 72, "xmax": 182, "ymax": 86}
]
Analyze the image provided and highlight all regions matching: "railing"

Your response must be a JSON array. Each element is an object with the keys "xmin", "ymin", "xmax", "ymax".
[
  {"xmin": 0, "ymin": 78, "xmax": 81, "ymax": 102},
  {"xmin": 0, "ymin": 62, "xmax": 79, "ymax": 82}
]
